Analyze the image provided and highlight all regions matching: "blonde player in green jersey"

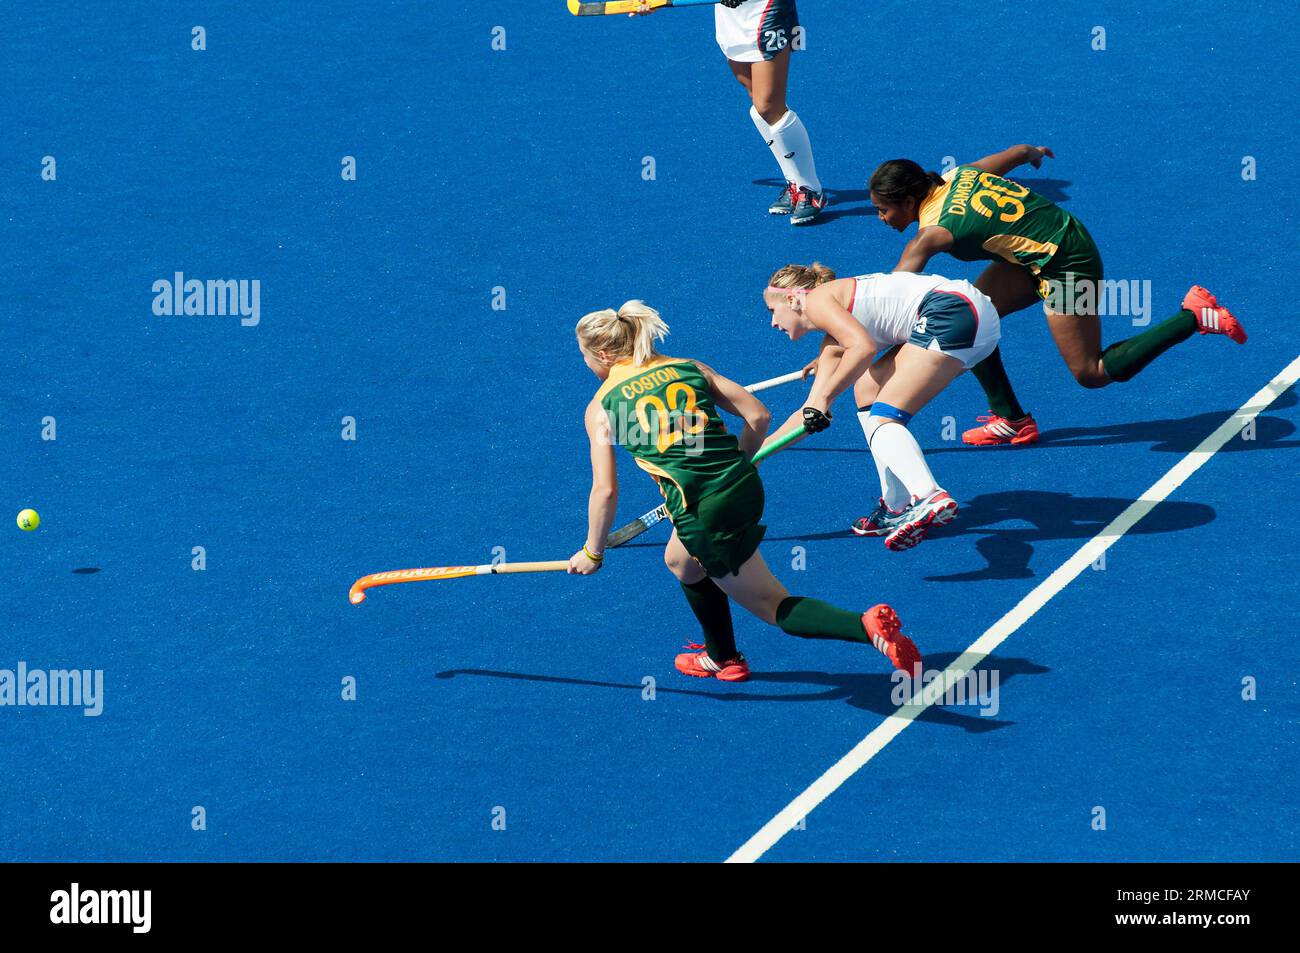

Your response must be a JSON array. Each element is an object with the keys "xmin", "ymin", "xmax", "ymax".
[
  {"xmin": 868, "ymin": 146, "xmax": 1247, "ymax": 447},
  {"xmin": 568, "ymin": 300, "xmax": 921, "ymax": 682}
]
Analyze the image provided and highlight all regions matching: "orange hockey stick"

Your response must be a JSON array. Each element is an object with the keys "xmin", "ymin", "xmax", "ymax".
[{"xmin": 349, "ymin": 560, "xmax": 569, "ymax": 605}]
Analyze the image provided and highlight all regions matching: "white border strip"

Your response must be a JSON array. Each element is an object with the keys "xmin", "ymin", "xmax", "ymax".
[{"xmin": 726, "ymin": 354, "xmax": 1300, "ymax": 863}]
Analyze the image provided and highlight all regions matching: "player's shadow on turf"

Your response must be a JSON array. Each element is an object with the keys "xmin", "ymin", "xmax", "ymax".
[
  {"xmin": 751, "ymin": 179, "xmax": 876, "ymax": 223},
  {"xmin": 921, "ymin": 489, "xmax": 1217, "ymax": 582},
  {"xmin": 745, "ymin": 652, "xmax": 1048, "ymax": 732},
  {"xmin": 1038, "ymin": 390, "xmax": 1300, "ymax": 453},
  {"xmin": 763, "ymin": 489, "xmax": 1216, "ymax": 581},
  {"xmin": 1010, "ymin": 177, "xmax": 1072, "ymax": 204},
  {"xmin": 925, "ymin": 388, "xmax": 1299, "ymax": 456},
  {"xmin": 436, "ymin": 652, "xmax": 1048, "ymax": 734}
]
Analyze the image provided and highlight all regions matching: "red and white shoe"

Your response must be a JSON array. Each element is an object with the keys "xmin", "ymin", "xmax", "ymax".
[
  {"xmin": 884, "ymin": 489, "xmax": 959, "ymax": 552},
  {"xmin": 962, "ymin": 413, "xmax": 1039, "ymax": 446},
  {"xmin": 675, "ymin": 644, "xmax": 750, "ymax": 682},
  {"xmin": 862, "ymin": 604, "xmax": 921, "ymax": 673},
  {"xmin": 790, "ymin": 186, "xmax": 828, "ymax": 225},
  {"xmin": 1184, "ymin": 285, "xmax": 1247, "ymax": 344},
  {"xmin": 850, "ymin": 498, "xmax": 906, "ymax": 537}
]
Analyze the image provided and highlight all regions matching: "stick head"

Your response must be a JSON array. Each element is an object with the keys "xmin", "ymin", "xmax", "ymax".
[{"xmin": 348, "ymin": 565, "xmax": 482, "ymax": 605}]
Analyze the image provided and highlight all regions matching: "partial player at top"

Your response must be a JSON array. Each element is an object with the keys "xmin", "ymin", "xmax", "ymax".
[{"xmin": 626, "ymin": 0, "xmax": 826, "ymax": 224}]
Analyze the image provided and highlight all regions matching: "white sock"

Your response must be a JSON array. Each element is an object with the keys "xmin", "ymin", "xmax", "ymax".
[
  {"xmin": 767, "ymin": 109, "xmax": 821, "ymax": 193},
  {"xmin": 859, "ymin": 410, "xmax": 909, "ymax": 510},
  {"xmin": 748, "ymin": 106, "xmax": 787, "ymax": 185},
  {"xmin": 867, "ymin": 418, "xmax": 938, "ymax": 502}
]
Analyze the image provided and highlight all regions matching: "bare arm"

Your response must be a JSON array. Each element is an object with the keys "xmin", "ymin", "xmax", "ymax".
[
  {"xmin": 758, "ymin": 291, "xmax": 877, "ymax": 455},
  {"xmin": 769, "ymin": 342, "xmax": 845, "ymax": 446},
  {"xmin": 696, "ymin": 361, "xmax": 772, "ymax": 460},
  {"xmin": 570, "ymin": 399, "xmax": 619, "ymax": 574},
  {"xmin": 801, "ymin": 286, "xmax": 877, "ymax": 411},
  {"xmin": 893, "ymin": 226, "xmax": 954, "ymax": 273},
  {"xmin": 799, "ymin": 334, "xmax": 843, "ymax": 380},
  {"xmin": 970, "ymin": 143, "xmax": 1054, "ymax": 176}
]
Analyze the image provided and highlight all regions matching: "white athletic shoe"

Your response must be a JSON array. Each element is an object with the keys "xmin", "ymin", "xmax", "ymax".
[{"xmin": 884, "ymin": 490, "xmax": 959, "ymax": 552}]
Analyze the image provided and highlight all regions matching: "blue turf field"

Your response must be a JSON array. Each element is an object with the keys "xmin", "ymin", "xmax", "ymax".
[{"xmin": 3, "ymin": 1, "xmax": 1298, "ymax": 861}]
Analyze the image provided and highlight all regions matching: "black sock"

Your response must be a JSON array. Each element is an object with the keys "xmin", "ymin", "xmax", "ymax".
[
  {"xmin": 775, "ymin": 596, "xmax": 865, "ymax": 644},
  {"xmin": 680, "ymin": 578, "xmax": 738, "ymax": 661},
  {"xmin": 969, "ymin": 347, "xmax": 1028, "ymax": 420},
  {"xmin": 1100, "ymin": 310, "xmax": 1197, "ymax": 382}
]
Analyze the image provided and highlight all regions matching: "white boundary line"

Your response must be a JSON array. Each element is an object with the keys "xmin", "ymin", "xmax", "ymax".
[{"xmin": 726, "ymin": 354, "xmax": 1300, "ymax": 864}]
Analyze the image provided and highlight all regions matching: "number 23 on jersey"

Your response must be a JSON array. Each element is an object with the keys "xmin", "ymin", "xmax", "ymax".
[{"xmin": 635, "ymin": 382, "xmax": 708, "ymax": 454}]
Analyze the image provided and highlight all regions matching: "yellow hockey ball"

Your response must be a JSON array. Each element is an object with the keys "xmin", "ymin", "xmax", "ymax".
[{"xmin": 17, "ymin": 509, "xmax": 40, "ymax": 531}]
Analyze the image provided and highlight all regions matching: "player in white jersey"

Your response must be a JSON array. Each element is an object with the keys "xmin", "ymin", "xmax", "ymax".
[
  {"xmin": 759, "ymin": 262, "xmax": 1001, "ymax": 551},
  {"xmin": 630, "ymin": 0, "xmax": 825, "ymax": 224}
]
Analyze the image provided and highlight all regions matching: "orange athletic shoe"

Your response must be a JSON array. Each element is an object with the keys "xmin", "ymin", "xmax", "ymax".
[
  {"xmin": 962, "ymin": 413, "xmax": 1039, "ymax": 446},
  {"xmin": 862, "ymin": 604, "xmax": 921, "ymax": 673},
  {"xmin": 1183, "ymin": 285, "xmax": 1247, "ymax": 344},
  {"xmin": 675, "ymin": 644, "xmax": 750, "ymax": 682}
]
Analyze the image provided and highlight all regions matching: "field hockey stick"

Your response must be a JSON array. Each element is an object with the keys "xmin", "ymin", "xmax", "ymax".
[
  {"xmin": 605, "ymin": 503, "xmax": 672, "ymax": 547},
  {"xmin": 604, "ymin": 422, "xmax": 810, "ymax": 549},
  {"xmin": 749, "ymin": 423, "xmax": 807, "ymax": 465},
  {"xmin": 354, "ymin": 367, "xmax": 808, "ymax": 594},
  {"xmin": 349, "ymin": 561, "xmax": 569, "ymax": 605},
  {"xmin": 745, "ymin": 369, "xmax": 808, "ymax": 393},
  {"xmin": 568, "ymin": 0, "xmax": 717, "ymax": 16}
]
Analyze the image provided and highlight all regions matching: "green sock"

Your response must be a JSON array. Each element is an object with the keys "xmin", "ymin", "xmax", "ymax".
[
  {"xmin": 681, "ymin": 578, "xmax": 738, "ymax": 661},
  {"xmin": 1100, "ymin": 310, "xmax": 1197, "ymax": 382},
  {"xmin": 775, "ymin": 596, "xmax": 864, "ymax": 644},
  {"xmin": 969, "ymin": 347, "xmax": 1027, "ymax": 420}
]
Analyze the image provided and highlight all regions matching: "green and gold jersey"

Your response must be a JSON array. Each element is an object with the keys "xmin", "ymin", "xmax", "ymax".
[
  {"xmin": 595, "ymin": 357, "xmax": 754, "ymax": 516},
  {"xmin": 920, "ymin": 165, "xmax": 1074, "ymax": 278}
]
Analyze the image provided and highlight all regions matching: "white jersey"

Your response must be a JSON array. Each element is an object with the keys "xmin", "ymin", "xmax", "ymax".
[
  {"xmin": 848, "ymin": 272, "xmax": 1001, "ymax": 369},
  {"xmin": 848, "ymin": 273, "xmax": 951, "ymax": 348}
]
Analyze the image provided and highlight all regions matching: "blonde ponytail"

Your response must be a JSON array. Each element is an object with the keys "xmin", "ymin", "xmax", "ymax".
[
  {"xmin": 575, "ymin": 299, "xmax": 669, "ymax": 366},
  {"xmin": 768, "ymin": 261, "xmax": 837, "ymax": 291}
]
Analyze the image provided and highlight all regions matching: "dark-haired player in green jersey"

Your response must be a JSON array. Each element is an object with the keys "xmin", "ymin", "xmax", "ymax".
[
  {"xmin": 868, "ymin": 145, "xmax": 1247, "ymax": 446},
  {"xmin": 569, "ymin": 298, "xmax": 921, "ymax": 682}
]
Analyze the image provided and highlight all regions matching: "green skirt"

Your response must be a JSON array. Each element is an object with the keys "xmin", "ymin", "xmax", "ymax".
[
  {"xmin": 1036, "ymin": 215, "xmax": 1106, "ymax": 315},
  {"xmin": 671, "ymin": 468, "xmax": 767, "ymax": 578}
]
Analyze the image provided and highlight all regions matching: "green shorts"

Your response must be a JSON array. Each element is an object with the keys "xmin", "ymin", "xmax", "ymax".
[
  {"xmin": 671, "ymin": 469, "xmax": 767, "ymax": 578},
  {"xmin": 1036, "ymin": 216, "xmax": 1105, "ymax": 316}
]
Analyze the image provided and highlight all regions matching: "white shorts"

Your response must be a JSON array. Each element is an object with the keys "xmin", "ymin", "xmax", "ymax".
[{"xmin": 714, "ymin": 0, "xmax": 800, "ymax": 64}]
